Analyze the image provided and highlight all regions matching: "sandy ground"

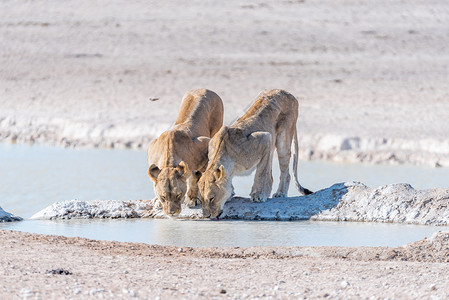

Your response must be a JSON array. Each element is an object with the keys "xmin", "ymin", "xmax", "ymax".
[
  {"xmin": 2, "ymin": 229, "xmax": 449, "ymax": 299},
  {"xmin": 1, "ymin": 0, "xmax": 449, "ymax": 165}
]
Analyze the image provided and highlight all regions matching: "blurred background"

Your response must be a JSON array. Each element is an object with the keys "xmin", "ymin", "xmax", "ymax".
[{"xmin": 1, "ymin": 0, "xmax": 448, "ymax": 166}]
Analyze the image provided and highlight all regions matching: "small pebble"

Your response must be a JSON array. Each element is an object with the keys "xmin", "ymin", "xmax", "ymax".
[
  {"xmin": 340, "ymin": 280, "xmax": 350, "ymax": 288},
  {"xmin": 122, "ymin": 289, "xmax": 136, "ymax": 297},
  {"xmin": 46, "ymin": 268, "xmax": 72, "ymax": 275},
  {"xmin": 220, "ymin": 289, "xmax": 227, "ymax": 294},
  {"xmin": 123, "ymin": 270, "xmax": 129, "ymax": 274},
  {"xmin": 20, "ymin": 288, "xmax": 33, "ymax": 297},
  {"xmin": 430, "ymin": 284, "xmax": 437, "ymax": 291}
]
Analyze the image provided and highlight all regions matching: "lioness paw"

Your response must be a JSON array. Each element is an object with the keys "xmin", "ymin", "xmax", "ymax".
[
  {"xmin": 273, "ymin": 192, "xmax": 287, "ymax": 198},
  {"xmin": 152, "ymin": 198, "xmax": 162, "ymax": 209},
  {"xmin": 250, "ymin": 192, "xmax": 268, "ymax": 203},
  {"xmin": 185, "ymin": 197, "xmax": 200, "ymax": 208}
]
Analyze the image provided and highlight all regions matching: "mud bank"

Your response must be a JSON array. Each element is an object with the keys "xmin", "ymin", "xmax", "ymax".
[
  {"xmin": 0, "ymin": 206, "xmax": 22, "ymax": 222},
  {"xmin": 31, "ymin": 182, "xmax": 449, "ymax": 226}
]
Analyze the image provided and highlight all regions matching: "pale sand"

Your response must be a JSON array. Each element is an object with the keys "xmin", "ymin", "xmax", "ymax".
[
  {"xmin": 2, "ymin": 229, "xmax": 449, "ymax": 299},
  {"xmin": 1, "ymin": 0, "xmax": 448, "ymax": 165}
]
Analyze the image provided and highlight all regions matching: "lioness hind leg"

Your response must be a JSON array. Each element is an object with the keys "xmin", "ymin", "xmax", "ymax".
[
  {"xmin": 185, "ymin": 174, "xmax": 201, "ymax": 208},
  {"xmin": 273, "ymin": 129, "xmax": 293, "ymax": 198},
  {"xmin": 249, "ymin": 132, "xmax": 274, "ymax": 203}
]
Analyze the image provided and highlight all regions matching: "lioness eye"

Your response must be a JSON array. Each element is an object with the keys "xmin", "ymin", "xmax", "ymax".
[
  {"xmin": 159, "ymin": 196, "xmax": 166, "ymax": 202},
  {"xmin": 209, "ymin": 197, "xmax": 215, "ymax": 203},
  {"xmin": 176, "ymin": 194, "xmax": 182, "ymax": 201}
]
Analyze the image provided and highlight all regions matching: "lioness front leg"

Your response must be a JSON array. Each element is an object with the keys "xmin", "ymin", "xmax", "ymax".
[
  {"xmin": 248, "ymin": 132, "xmax": 274, "ymax": 202},
  {"xmin": 185, "ymin": 173, "xmax": 201, "ymax": 207}
]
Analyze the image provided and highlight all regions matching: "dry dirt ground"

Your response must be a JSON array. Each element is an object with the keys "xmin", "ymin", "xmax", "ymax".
[{"xmin": 2, "ymin": 229, "xmax": 449, "ymax": 299}]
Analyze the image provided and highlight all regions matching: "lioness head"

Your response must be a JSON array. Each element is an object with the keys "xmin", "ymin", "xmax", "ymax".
[
  {"xmin": 148, "ymin": 161, "xmax": 188, "ymax": 217},
  {"xmin": 198, "ymin": 165, "xmax": 232, "ymax": 219}
]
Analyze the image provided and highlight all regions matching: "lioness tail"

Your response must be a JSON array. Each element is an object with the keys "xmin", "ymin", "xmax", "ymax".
[{"xmin": 292, "ymin": 125, "xmax": 313, "ymax": 195}]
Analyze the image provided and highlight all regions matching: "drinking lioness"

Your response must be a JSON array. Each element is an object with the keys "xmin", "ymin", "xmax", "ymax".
[
  {"xmin": 198, "ymin": 89, "xmax": 312, "ymax": 219},
  {"xmin": 147, "ymin": 89, "xmax": 223, "ymax": 217}
]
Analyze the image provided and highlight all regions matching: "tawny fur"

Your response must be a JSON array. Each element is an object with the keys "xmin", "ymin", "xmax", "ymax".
[
  {"xmin": 198, "ymin": 89, "xmax": 312, "ymax": 218},
  {"xmin": 147, "ymin": 89, "xmax": 223, "ymax": 216}
]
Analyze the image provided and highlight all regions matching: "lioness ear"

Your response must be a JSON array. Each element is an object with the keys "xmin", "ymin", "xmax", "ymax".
[
  {"xmin": 176, "ymin": 161, "xmax": 186, "ymax": 177},
  {"xmin": 193, "ymin": 136, "xmax": 211, "ymax": 144},
  {"xmin": 148, "ymin": 164, "xmax": 161, "ymax": 182},
  {"xmin": 214, "ymin": 165, "xmax": 226, "ymax": 182}
]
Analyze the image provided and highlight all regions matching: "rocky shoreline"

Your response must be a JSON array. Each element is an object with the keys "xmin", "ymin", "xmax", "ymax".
[
  {"xmin": 31, "ymin": 182, "xmax": 449, "ymax": 226},
  {"xmin": 0, "ymin": 206, "xmax": 22, "ymax": 222}
]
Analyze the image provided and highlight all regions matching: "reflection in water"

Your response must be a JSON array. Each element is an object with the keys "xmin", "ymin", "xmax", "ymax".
[{"xmin": 0, "ymin": 218, "xmax": 446, "ymax": 248}]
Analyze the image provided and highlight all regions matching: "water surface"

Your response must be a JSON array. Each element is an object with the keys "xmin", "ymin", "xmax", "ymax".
[
  {"xmin": 0, "ymin": 218, "xmax": 445, "ymax": 248},
  {"xmin": 1, "ymin": 143, "xmax": 448, "ymax": 247}
]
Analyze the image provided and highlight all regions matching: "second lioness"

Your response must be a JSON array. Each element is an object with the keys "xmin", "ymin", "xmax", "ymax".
[
  {"xmin": 198, "ymin": 89, "xmax": 312, "ymax": 219},
  {"xmin": 147, "ymin": 89, "xmax": 223, "ymax": 217}
]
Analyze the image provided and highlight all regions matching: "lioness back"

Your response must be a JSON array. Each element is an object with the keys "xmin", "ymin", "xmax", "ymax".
[
  {"xmin": 236, "ymin": 89, "xmax": 298, "ymax": 128},
  {"xmin": 175, "ymin": 89, "xmax": 224, "ymax": 138}
]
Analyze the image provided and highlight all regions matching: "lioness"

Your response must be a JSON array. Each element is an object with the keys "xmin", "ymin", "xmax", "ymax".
[
  {"xmin": 147, "ymin": 89, "xmax": 224, "ymax": 217},
  {"xmin": 198, "ymin": 89, "xmax": 312, "ymax": 218}
]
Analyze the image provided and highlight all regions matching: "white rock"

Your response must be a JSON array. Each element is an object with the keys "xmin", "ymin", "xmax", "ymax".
[
  {"xmin": 0, "ymin": 206, "xmax": 22, "ymax": 222},
  {"xmin": 312, "ymin": 182, "xmax": 449, "ymax": 225},
  {"xmin": 30, "ymin": 199, "xmax": 154, "ymax": 220},
  {"xmin": 30, "ymin": 182, "xmax": 449, "ymax": 226}
]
